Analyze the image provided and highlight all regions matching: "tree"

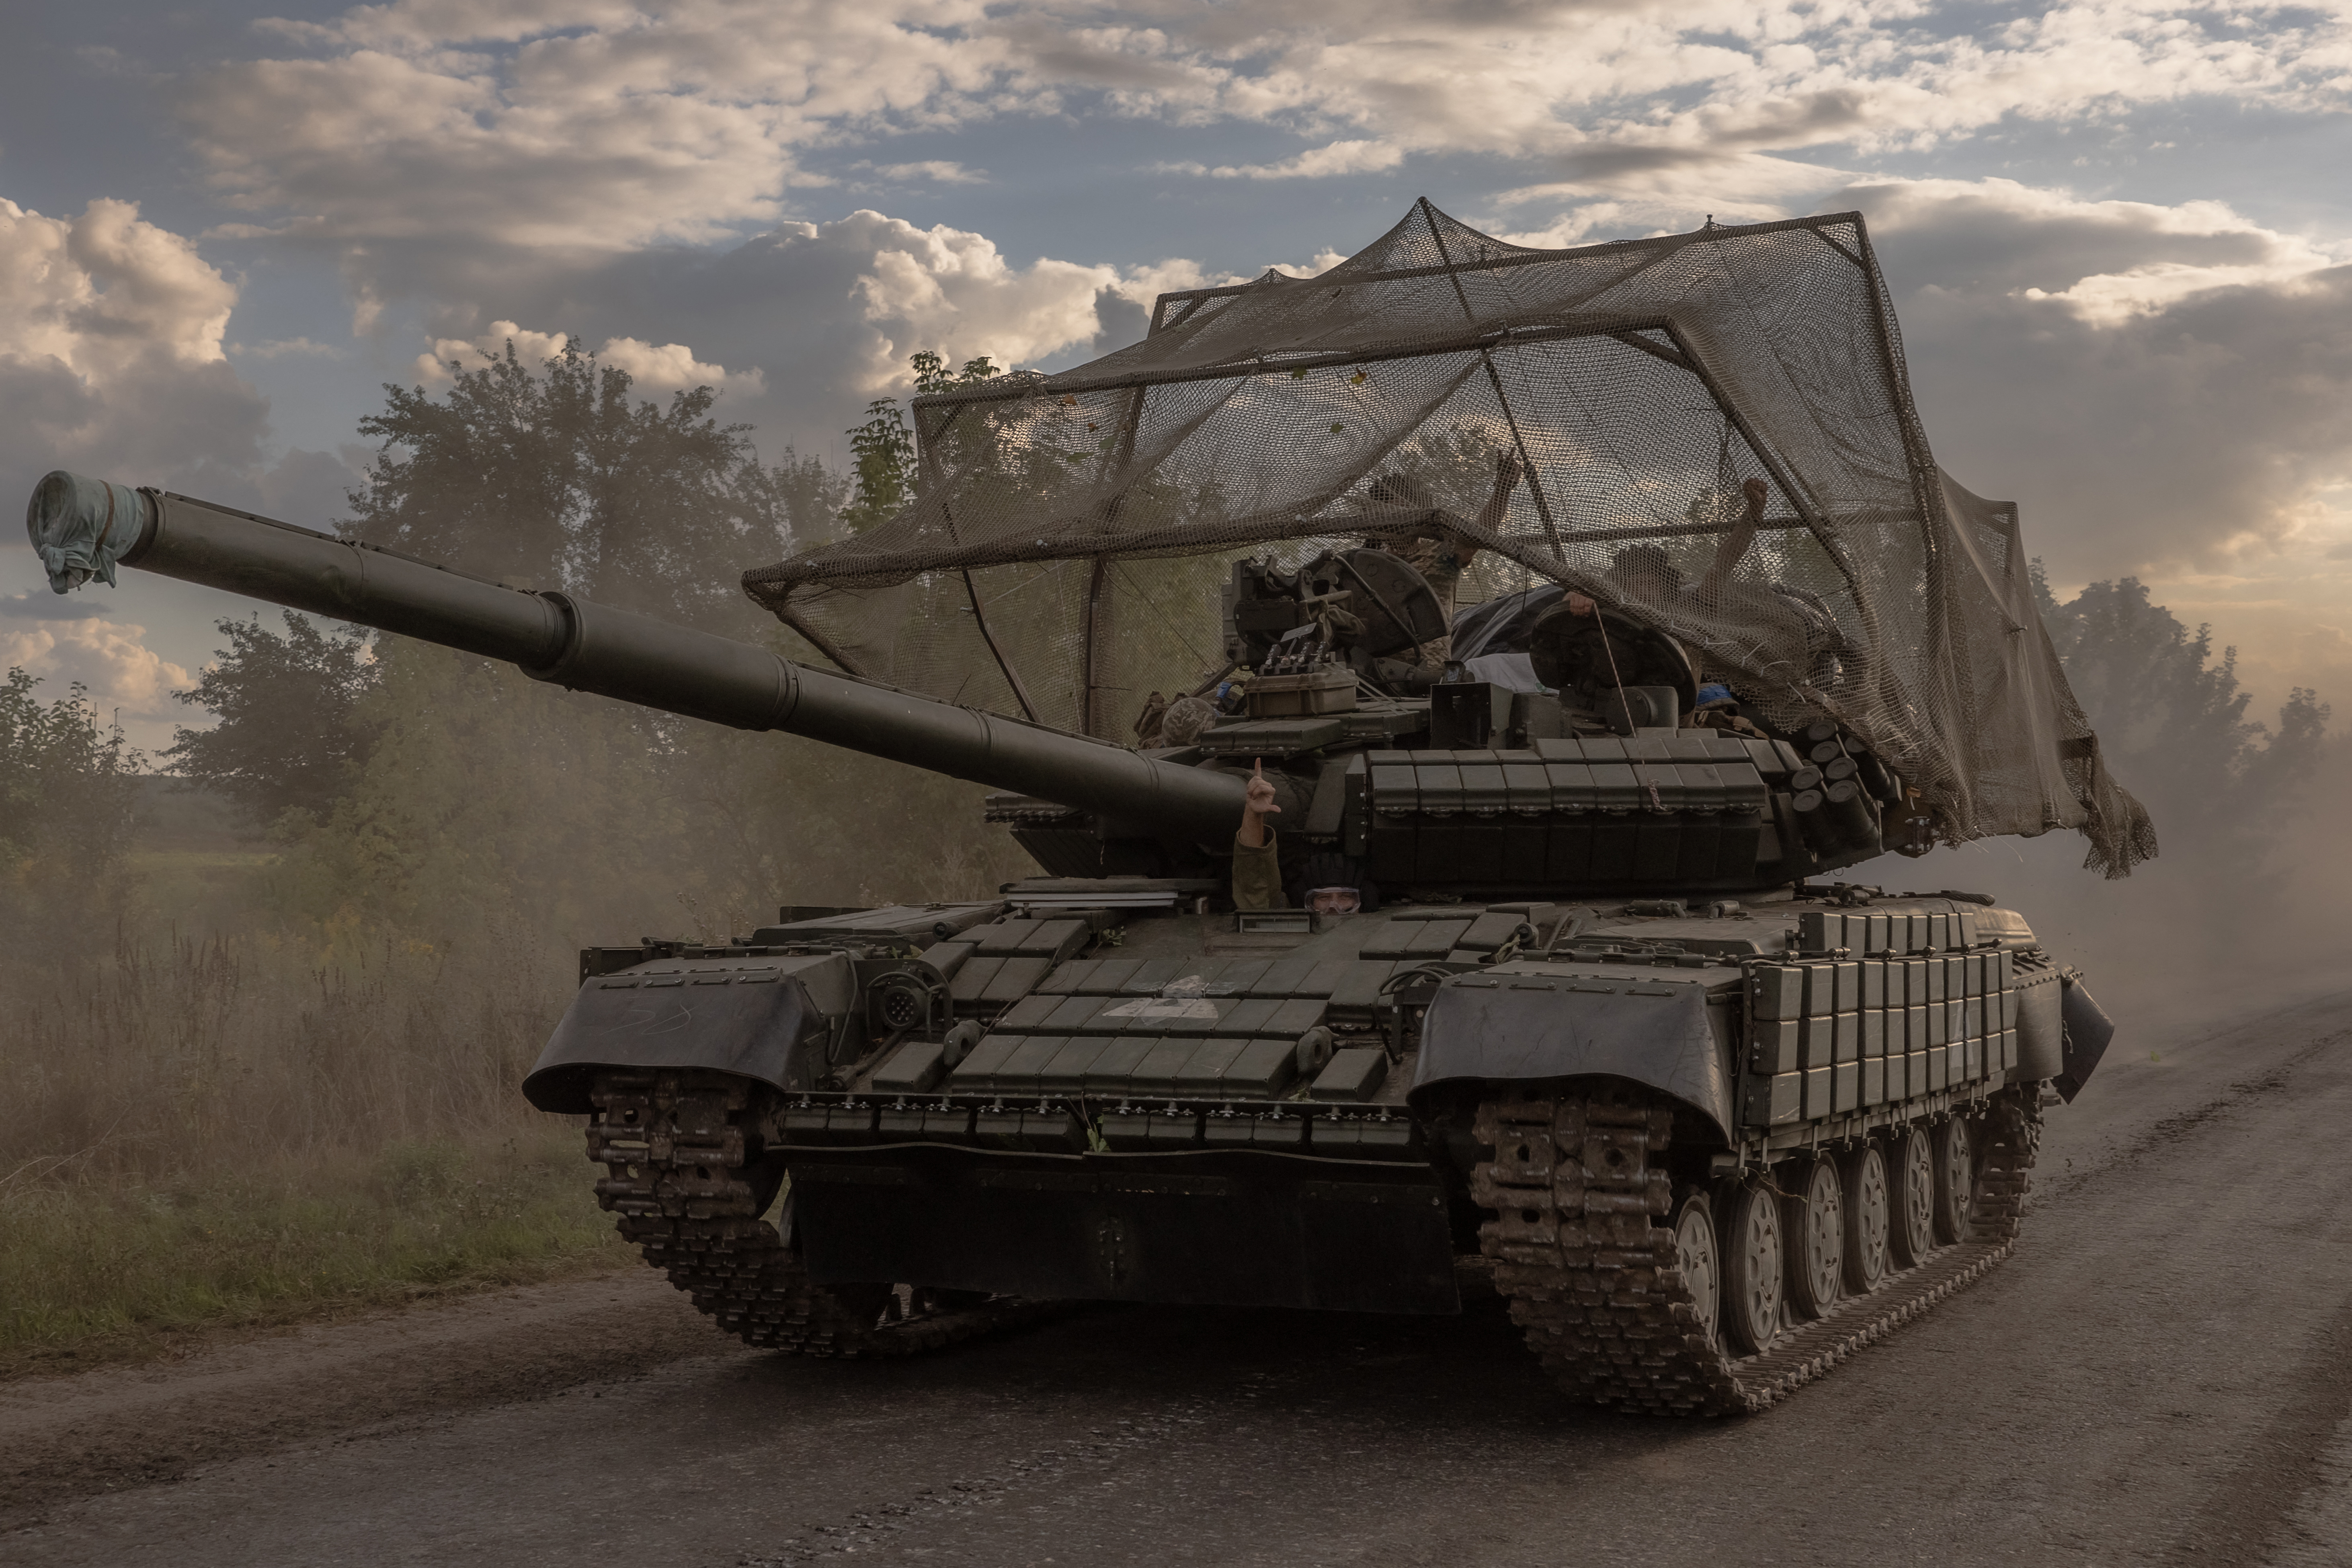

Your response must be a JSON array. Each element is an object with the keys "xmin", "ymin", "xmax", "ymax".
[
  {"xmin": 0, "ymin": 668, "xmax": 141, "ymax": 875},
  {"xmin": 262, "ymin": 342, "xmax": 1029, "ymax": 955},
  {"xmin": 0, "ymin": 668, "xmax": 143, "ymax": 958},
  {"xmin": 164, "ymin": 612, "xmax": 378, "ymax": 827},
  {"xmin": 839, "ymin": 398, "xmax": 915, "ymax": 534},
  {"xmin": 839, "ymin": 351, "xmax": 999, "ymax": 533},
  {"xmin": 2032, "ymin": 564, "xmax": 2331, "ymax": 835},
  {"xmin": 347, "ymin": 339, "xmax": 842, "ymax": 631}
]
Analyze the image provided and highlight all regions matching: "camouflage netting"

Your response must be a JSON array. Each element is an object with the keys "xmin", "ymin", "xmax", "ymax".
[{"xmin": 745, "ymin": 200, "xmax": 2154, "ymax": 875}]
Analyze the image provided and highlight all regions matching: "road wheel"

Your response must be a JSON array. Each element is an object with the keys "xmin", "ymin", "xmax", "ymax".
[
  {"xmin": 1783, "ymin": 1156, "xmax": 1844, "ymax": 1320},
  {"xmin": 1932, "ymin": 1116, "xmax": 1975, "ymax": 1243},
  {"xmin": 1841, "ymin": 1143, "xmax": 1890, "ymax": 1293},
  {"xmin": 1671, "ymin": 1190, "xmax": 1722, "ymax": 1347},
  {"xmin": 1888, "ymin": 1127, "xmax": 1936, "ymax": 1267},
  {"xmin": 1718, "ymin": 1181, "xmax": 1783, "ymax": 1355}
]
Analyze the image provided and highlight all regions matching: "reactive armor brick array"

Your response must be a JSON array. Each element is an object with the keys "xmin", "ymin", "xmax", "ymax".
[
  {"xmin": 1362, "ymin": 736, "xmax": 1772, "ymax": 887},
  {"xmin": 1741, "ymin": 941, "xmax": 2018, "ymax": 1127},
  {"xmin": 1795, "ymin": 908, "xmax": 1981, "ymax": 955}
]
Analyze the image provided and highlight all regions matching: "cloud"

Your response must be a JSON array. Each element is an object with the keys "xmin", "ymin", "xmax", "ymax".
[
  {"xmin": 154, "ymin": 0, "xmax": 2350, "ymax": 387},
  {"xmin": 2, "ymin": 197, "xmax": 238, "ymax": 368},
  {"xmin": 405, "ymin": 211, "xmax": 1231, "ymax": 451},
  {"xmin": 1854, "ymin": 178, "xmax": 2344, "ymax": 317},
  {"xmin": 0, "ymin": 591, "xmax": 108, "ymax": 622},
  {"xmin": 413, "ymin": 319, "xmax": 765, "ymax": 395},
  {"xmin": 841, "ymin": 212, "xmax": 1124, "ymax": 384},
  {"xmin": 178, "ymin": 1, "xmax": 1025, "ymax": 264},
  {"xmin": 155, "ymin": 0, "xmax": 2352, "ymax": 469},
  {"xmin": 232, "ymin": 336, "xmax": 342, "ymax": 359},
  {"xmin": 867, "ymin": 161, "xmax": 988, "ymax": 184},
  {"xmin": 1163, "ymin": 138, "xmax": 1407, "ymax": 179},
  {"xmin": 1107, "ymin": 0, "xmax": 2352, "ymax": 168},
  {"xmin": 0, "ymin": 196, "xmax": 371, "ymax": 749},
  {"xmin": 600, "ymin": 336, "xmax": 765, "ymax": 394},
  {"xmin": 0, "ymin": 195, "xmax": 271, "ymax": 489},
  {"xmin": 88, "ymin": 0, "xmax": 2352, "ymax": 731},
  {"xmin": 1830, "ymin": 178, "xmax": 2352, "ymax": 579},
  {"xmin": 0, "ymin": 615, "xmax": 193, "ymax": 736}
]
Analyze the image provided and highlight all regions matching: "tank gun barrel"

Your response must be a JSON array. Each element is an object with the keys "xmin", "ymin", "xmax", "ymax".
[{"xmin": 25, "ymin": 474, "xmax": 1246, "ymax": 842}]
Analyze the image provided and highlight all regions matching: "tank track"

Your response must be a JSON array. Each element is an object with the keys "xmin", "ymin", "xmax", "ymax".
[
  {"xmin": 1472, "ymin": 1085, "xmax": 2040, "ymax": 1415},
  {"xmin": 585, "ymin": 1068, "xmax": 1049, "ymax": 1356}
]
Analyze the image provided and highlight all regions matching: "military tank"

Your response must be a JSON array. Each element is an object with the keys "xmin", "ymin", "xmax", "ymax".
[{"xmin": 26, "ymin": 202, "xmax": 2141, "ymax": 1414}]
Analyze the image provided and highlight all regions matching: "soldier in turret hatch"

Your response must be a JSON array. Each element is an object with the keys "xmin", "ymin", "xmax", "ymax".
[
  {"xmin": 1362, "ymin": 450, "xmax": 1527, "ymax": 666},
  {"xmin": 1561, "ymin": 477, "xmax": 1843, "ymax": 691},
  {"xmin": 1232, "ymin": 760, "xmax": 1377, "ymax": 913}
]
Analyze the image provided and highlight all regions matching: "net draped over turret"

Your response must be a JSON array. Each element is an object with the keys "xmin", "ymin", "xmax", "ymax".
[{"xmin": 746, "ymin": 201, "xmax": 2151, "ymax": 876}]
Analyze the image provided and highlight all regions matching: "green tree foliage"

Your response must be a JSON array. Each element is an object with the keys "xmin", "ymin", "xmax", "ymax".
[
  {"xmin": 164, "ymin": 613, "xmax": 378, "ymax": 828},
  {"xmin": 839, "ymin": 351, "xmax": 999, "ymax": 533},
  {"xmin": 840, "ymin": 399, "xmax": 915, "ymax": 534},
  {"xmin": 349, "ymin": 339, "xmax": 841, "ymax": 631},
  {"xmin": 246, "ymin": 342, "xmax": 1028, "ymax": 957},
  {"xmin": 0, "ymin": 667, "xmax": 142, "ymax": 955},
  {"xmin": 263, "ymin": 638, "xmax": 730, "ymax": 946},
  {"xmin": 2032, "ymin": 565, "xmax": 2331, "ymax": 838},
  {"xmin": 0, "ymin": 668, "xmax": 140, "ymax": 875}
]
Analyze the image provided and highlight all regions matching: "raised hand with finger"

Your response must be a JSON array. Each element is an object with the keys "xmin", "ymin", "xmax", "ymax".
[{"xmin": 1240, "ymin": 757, "xmax": 1281, "ymax": 849}]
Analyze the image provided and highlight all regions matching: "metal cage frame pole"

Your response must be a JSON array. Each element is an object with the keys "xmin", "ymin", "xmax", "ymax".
[{"xmin": 1419, "ymin": 199, "xmax": 1568, "ymax": 560}]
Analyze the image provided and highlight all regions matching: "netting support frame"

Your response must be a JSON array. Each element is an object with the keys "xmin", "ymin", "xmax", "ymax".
[
  {"xmin": 1417, "ymin": 198, "xmax": 1568, "ymax": 562},
  {"xmin": 744, "ymin": 201, "xmax": 2157, "ymax": 876}
]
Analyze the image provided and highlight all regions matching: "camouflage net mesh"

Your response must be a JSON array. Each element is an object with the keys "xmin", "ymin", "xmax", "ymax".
[{"xmin": 745, "ymin": 201, "xmax": 2154, "ymax": 875}]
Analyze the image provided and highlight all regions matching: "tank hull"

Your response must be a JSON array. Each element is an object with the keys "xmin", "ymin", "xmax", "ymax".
[{"xmin": 566, "ymin": 885, "xmax": 2073, "ymax": 1410}]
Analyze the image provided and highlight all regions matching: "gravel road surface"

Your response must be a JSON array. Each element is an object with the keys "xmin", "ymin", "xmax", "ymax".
[{"xmin": 7, "ymin": 991, "xmax": 2352, "ymax": 1568}]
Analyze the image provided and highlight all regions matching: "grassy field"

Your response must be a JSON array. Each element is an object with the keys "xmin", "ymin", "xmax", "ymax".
[
  {"xmin": 0, "ymin": 831, "xmax": 636, "ymax": 1375},
  {"xmin": 0, "ymin": 1128, "xmax": 626, "ymax": 1373}
]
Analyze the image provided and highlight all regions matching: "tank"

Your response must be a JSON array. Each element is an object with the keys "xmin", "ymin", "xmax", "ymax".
[{"xmin": 25, "ymin": 203, "xmax": 2135, "ymax": 1414}]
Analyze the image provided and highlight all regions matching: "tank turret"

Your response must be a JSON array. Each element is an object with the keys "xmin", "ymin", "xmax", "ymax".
[{"xmin": 27, "ymin": 472, "xmax": 1904, "ymax": 895}]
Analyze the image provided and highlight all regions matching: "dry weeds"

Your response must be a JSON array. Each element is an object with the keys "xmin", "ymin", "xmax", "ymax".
[{"xmin": 0, "ymin": 932, "xmax": 623, "ymax": 1370}]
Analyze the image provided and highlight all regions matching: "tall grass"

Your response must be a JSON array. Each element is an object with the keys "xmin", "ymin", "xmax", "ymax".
[
  {"xmin": 0, "ymin": 929, "xmax": 625, "ymax": 1367},
  {"xmin": 0, "ymin": 650, "xmax": 1037, "ymax": 1373},
  {"xmin": 6, "ymin": 930, "xmax": 556, "ymax": 1180}
]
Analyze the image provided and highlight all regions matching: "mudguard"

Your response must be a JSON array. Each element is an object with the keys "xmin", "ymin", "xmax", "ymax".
[
  {"xmin": 2014, "ymin": 964, "xmax": 2065, "ymax": 1082},
  {"xmin": 522, "ymin": 953, "xmax": 850, "ymax": 1113},
  {"xmin": 1410, "ymin": 974, "xmax": 1735, "ymax": 1144},
  {"xmin": 2053, "ymin": 972, "xmax": 2116, "ymax": 1104}
]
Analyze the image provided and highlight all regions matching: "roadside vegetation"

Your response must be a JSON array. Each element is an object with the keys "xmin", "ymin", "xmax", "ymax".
[{"xmin": 0, "ymin": 340, "xmax": 1028, "ymax": 1372}]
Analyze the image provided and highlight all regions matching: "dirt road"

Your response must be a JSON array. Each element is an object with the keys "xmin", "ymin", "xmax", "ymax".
[{"xmin": 7, "ymin": 992, "xmax": 2352, "ymax": 1568}]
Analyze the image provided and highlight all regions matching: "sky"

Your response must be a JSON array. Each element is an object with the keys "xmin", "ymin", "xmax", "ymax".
[{"xmin": 4, "ymin": 0, "xmax": 2351, "ymax": 753}]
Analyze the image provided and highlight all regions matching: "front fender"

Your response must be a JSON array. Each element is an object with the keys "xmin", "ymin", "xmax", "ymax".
[
  {"xmin": 1409, "ymin": 974, "xmax": 1735, "ymax": 1145},
  {"xmin": 522, "ymin": 953, "xmax": 849, "ymax": 1113},
  {"xmin": 2054, "ymin": 971, "xmax": 2116, "ymax": 1103}
]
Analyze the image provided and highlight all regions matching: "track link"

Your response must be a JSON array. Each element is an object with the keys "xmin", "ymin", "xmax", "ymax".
[
  {"xmin": 585, "ymin": 1068, "xmax": 1048, "ymax": 1357},
  {"xmin": 1473, "ymin": 1085, "xmax": 2040, "ymax": 1415}
]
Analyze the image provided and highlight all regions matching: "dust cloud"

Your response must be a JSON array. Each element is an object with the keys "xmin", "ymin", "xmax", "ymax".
[{"xmin": 1846, "ymin": 736, "xmax": 2352, "ymax": 1048}]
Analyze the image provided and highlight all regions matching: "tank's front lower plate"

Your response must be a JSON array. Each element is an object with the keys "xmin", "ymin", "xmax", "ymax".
[{"xmin": 790, "ymin": 1148, "xmax": 1459, "ymax": 1314}]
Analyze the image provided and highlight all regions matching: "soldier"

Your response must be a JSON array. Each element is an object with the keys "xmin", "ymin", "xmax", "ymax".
[
  {"xmin": 1232, "ymin": 760, "xmax": 1375, "ymax": 913},
  {"xmin": 1158, "ymin": 694, "xmax": 1218, "ymax": 749},
  {"xmin": 1561, "ymin": 477, "xmax": 1843, "ymax": 691},
  {"xmin": 1131, "ymin": 691, "xmax": 1169, "ymax": 748},
  {"xmin": 1363, "ymin": 449, "xmax": 1527, "ymax": 666}
]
